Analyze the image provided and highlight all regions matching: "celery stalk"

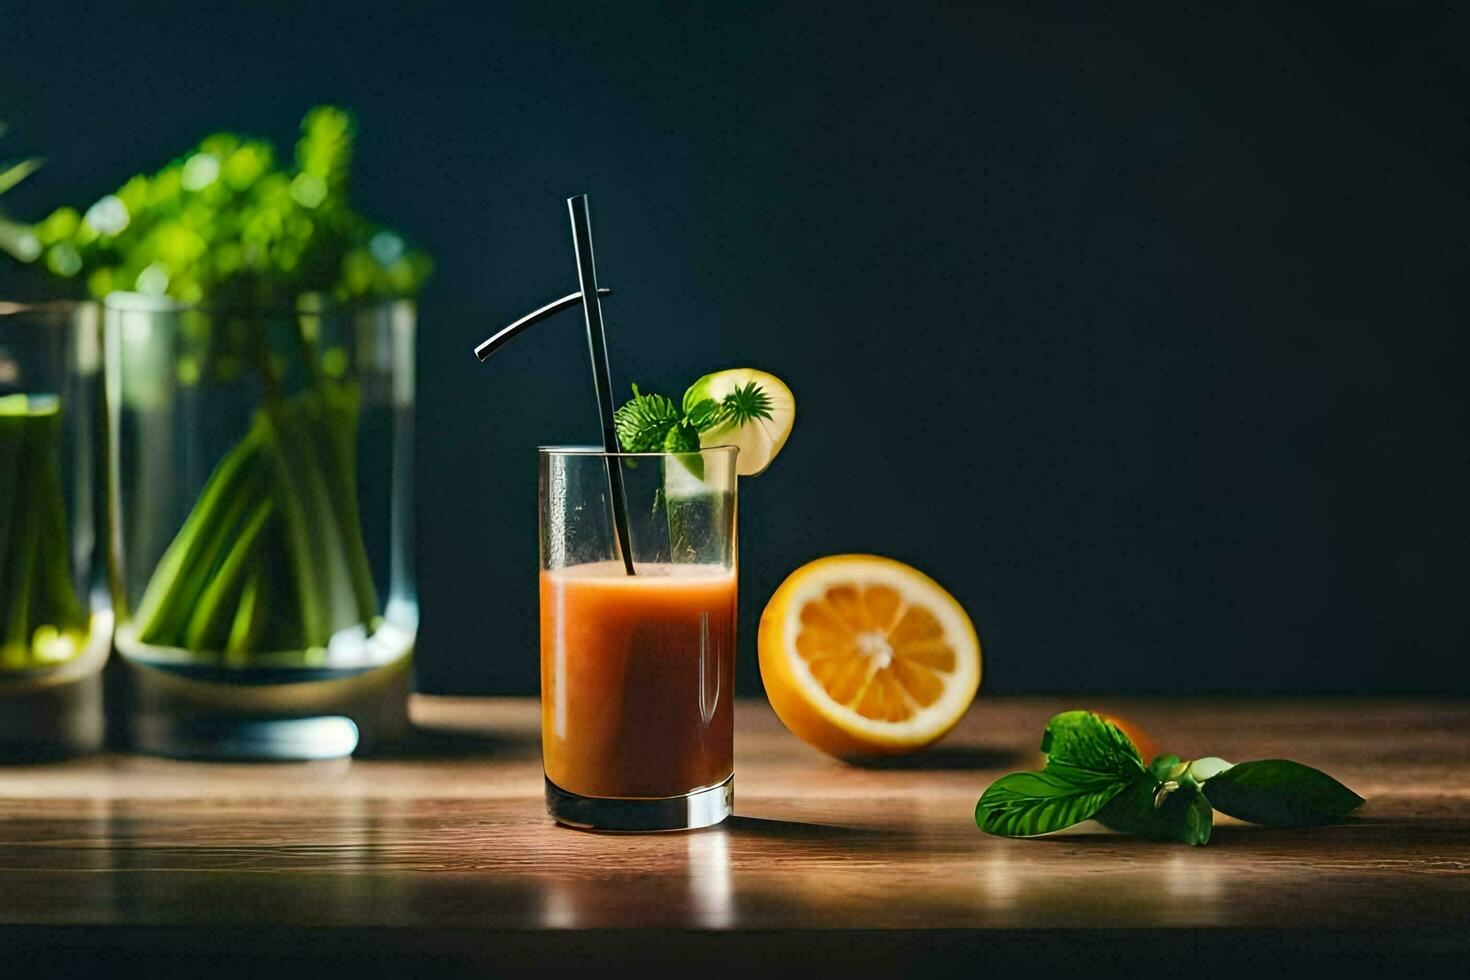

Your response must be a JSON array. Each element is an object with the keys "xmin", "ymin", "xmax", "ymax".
[
  {"xmin": 314, "ymin": 380, "xmax": 378, "ymax": 625},
  {"xmin": 135, "ymin": 456, "xmax": 267, "ymax": 645},
  {"xmin": 0, "ymin": 398, "xmax": 88, "ymax": 670},
  {"xmin": 31, "ymin": 410, "xmax": 86, "ymax": 629},
  {"xmin": 133, "ymin": 432, "xmax": 267, "ymax": 642},
  {"xmin": 131, "ymin": 381, "xmax": 379, "ymax": 658},
  {"xmin": 225, "ymin": 558, "xmax": 271, "ymax": 661},
  {"xmin": 2, "ymin": 470, "xmax": 38, "ymax": 655},
  {"xmin": 258, "ymin": 400, "xmax": 333, "ymax": 647},
  {"xmin": 182, "ymin": 495, "xmax": 275, "ymax": 651}
]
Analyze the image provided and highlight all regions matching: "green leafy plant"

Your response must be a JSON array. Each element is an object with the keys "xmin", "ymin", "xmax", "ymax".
[
  {"xmin": 2, "ymin": 108, "xmax": 431, "ymax": 661},
  {"xmin": 3, "ymin": 107, "xmax": 429, "ymax": 304},
  {"xmin": 975, "ymin": 711, "xmax": 1364, "ymax": 846}
]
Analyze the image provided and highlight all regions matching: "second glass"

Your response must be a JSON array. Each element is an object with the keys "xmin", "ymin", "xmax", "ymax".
[
  {"xmin": 539, "ymin": 446, "xmax": 738, "ymax": 831},
  {"xmin": 105, "ymin": 292, "xmax": 417, "ymax": 759},
  {"xmin": 0, "ymin": 301, "xmax": 108, "ymax": 758}
]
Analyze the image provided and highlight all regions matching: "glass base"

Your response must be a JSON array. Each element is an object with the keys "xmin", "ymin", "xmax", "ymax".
[
  {"xmin": 129, "ymin": 715, "xmax": 363, "ymax": 761},
  {"xmin": 0, "ymin": 615, "xmax": 109, "ymax": 761},
  {"xmin": 546, "ymin": 774, "xmax": 733, "ymax": 832},
  {"xmin": 121, "ymin": 645, "xmax": 413, "ymax": 761},
  {"xmin": 0, "ymin": 666, "xmax": 105, "ymax": 761}
]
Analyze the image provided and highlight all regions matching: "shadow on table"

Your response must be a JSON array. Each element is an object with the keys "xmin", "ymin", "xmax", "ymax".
[
  {"xmin": 363, "ymin": 725, "xmax": 542, "ymax": 761},
  {"xmin": 723, "ymin": 815, "xmax": 906, "ymax": 841},
  {"xmin": 844, "ymin": 744, "xmax": 1033, "ymax": 771}
]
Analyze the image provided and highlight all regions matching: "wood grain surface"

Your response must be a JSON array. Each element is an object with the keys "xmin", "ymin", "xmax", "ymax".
[{"xmin": 0, "ymin": 695, "xmax": 1466, "ymax": 972}]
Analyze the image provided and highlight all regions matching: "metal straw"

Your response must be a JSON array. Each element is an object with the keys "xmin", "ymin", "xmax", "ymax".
[
  {"xmin": 472, "ymin": 288, "xmax": 610, "ymax": 362},
  {"xmin": 567, "ymin": 194, "xmax": 636, "ymax": 576}
]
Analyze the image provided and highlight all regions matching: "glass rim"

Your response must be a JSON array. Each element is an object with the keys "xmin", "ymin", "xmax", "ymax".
[
  {"xmin": 101, "ymin": 290, "xmax": 416, "ymax": 317},
  {"xmin": 538, "ymin": 443, "xmax": 739, "ymax": 459}
]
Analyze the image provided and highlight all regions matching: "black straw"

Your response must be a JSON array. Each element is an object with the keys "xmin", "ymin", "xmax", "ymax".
[
  {"xmin": 473, "ymin": 288, "xmax": 610, "ymax": 362},
  {"xmin": 567, "ymin": 194, "xmax": 636, "ymax": 576}
]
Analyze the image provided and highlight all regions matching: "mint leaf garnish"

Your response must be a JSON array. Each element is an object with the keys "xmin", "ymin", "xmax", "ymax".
[
  {"xmin": 1201, "ymin": 759, "xmax": 1364, "ymax": 828},
  {"xmin": 662, "ymin": 418, "xmax": 700, "ymax": 453},
  {"xmin": 614, "ymin": 379, "xmax": 773, "ymax": 448},
  {"xmin": 613, "ymin": 384, "xmax": 681, "ymax": 452},
  {"xmin": 976, "ymin": 712, "xmax": 1363, "ymax": 846},
  {"xmin": 974, "ymin": 769, "xmax": 1131, "ymax": 839},
  {"xmin": 1096, "ymin": 775, "xmax": 1214, "ymax": 845},
  {"xmin": 1040, "ymin": 710, "xmax": 1146, "ymax": 778},
  {"xmin": 681, "ymin": 384, "xmax": 772, "ymax": 433},
  {"xmin": 684, "ymin": 397, "xmax": 724, "ymax": 433},
  {"xmin": 975, "ymin": 711, "xmax": 1143, "ymax": 838}
]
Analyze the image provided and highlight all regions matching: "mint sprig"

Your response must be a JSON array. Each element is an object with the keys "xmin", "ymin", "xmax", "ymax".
[
  {"xmin": 612, "ymin": 384, "xmax": 682, "ymax": 452},
  {"xmin": 613, "ymin": 379, "xmax": 771, "ymax": 451},
  {"xmin": 974, "ymin": 711, "xmax": 1142, "ymax": 838},
  {"xmin": 975, "ymin": 711, "xmax": 1364, "ymax": 846}
]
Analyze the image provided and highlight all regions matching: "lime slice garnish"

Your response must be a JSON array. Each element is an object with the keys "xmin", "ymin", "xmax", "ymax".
[{"xmin": 682, "ymin": 368, "xmax": 795, "ymax": 476}]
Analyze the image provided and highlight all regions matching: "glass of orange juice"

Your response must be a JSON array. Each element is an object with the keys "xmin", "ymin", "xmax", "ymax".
[{"xmin": 538, "ymin": 445, "xmax": 738, "ymax": 831}]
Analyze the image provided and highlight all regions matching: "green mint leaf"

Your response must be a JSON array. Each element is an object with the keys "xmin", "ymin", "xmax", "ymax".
[
  {"xmin": 663, "ymin": 420, "xmax": 704, "ymax": 480},
  {"xmin": 662, "ymin": 418, "xmax": 700, "ymax": 453},
  {"xmin": 613, "ymin": 384, "xmax": 681, "ymax": 452},
  {"xmin": 975, "ymin": 768, "xmax": 1131, "ymax": 838},
  {"xmin": 1149, "ymin": 754, "xmax": 1183, "ymax": 780},
  {"xmin": 974, "ymin": 710, "xmax": 1147, "ymax": 838},
  {"xmin": 1201, "ymin": 759, "xmax": 1363, "ymax": 828},
  {"xmin": 1183, "ymin": 789, "xmax": 1213, "ymax": 845},
  {"xmin": 685, "ymin": 397, "xmax": 724, "ymax": 432},
  {"xmin": 1095, "ymin": 776, "xmax": 1214, "ymax": 845},
  {"xmin": 721, "ymin": 381, "xmax": 774, "ymax": 427},
  {"xmin": 1040, "ymin": 710, "xmax": 1147, "ymax": 780}
]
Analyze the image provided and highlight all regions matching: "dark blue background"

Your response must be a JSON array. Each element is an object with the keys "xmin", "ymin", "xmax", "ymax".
[{"xmin": 2, "ymin": 2, "xmax": 1464, "ymax": 693}]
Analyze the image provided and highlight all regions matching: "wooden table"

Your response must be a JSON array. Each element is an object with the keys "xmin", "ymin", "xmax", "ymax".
[{"xmin": 1, "ymin": 696, "xmax": 1466, "ymax": 975}]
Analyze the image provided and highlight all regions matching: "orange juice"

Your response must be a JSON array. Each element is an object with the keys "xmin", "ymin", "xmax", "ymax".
[{"xmin": 540, "ymin": 561, "xmax": 737, "ymax": 799}]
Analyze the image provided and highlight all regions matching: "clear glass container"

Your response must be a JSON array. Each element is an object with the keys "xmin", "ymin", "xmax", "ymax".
[
  {"xmin": 539, "ymin": 446, "xmax": 738, "ymax": 830},
  {"xmin": 0, "ymin": 301, "xmax": 109, "ymax": 758},
  {"xmin": 104, "ymin": 293, "xmax": 416, "ymax": 759}
]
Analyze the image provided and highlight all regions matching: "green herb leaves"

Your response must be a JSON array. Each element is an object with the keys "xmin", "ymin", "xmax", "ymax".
[
  {"xmin": 975, "ymin": 711, "xmax": 1365, "ymax": 846},
  {"xmin": 613, "ymin": 385, "xmax": 682, "ymax": 452},
  {"xmin": 0, "ymin": 106, "xmax": 432, "ymax": 304},
  {"xmin": 1041, "ymin": 709, "xmax": 1146, "ymax": 776},
  {"xmin": 975, "ymin": 711, "xmax": 1143, "ymax": 838},
  {"xmin": 612, "ymin": 379, "xmax": 771, "ymax": 452},
  {"xmin": 974, "ymin": 770, "xmax": 1130, "ymax": 838},
  {"xmin": 1201, "ymin": 759, "xmax": 1364, "ymax": 828},
  {"xmin": 1095, "ymin": 772, "xmax": 1214, "ymax": 845}
]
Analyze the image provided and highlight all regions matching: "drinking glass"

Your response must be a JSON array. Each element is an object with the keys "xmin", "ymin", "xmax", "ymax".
[
  {"xmin": 0, "ymin": 301, "xmax": 108, "ymax": 758},
  {"xmin": 538, "ymin": 446, "xmax": 738, "ymax": 830}
]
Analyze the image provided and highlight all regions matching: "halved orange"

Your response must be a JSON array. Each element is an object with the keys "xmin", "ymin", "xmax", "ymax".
[{"xmin": 758, "ymin": 555, "xmax": 981, "ymax": 758}]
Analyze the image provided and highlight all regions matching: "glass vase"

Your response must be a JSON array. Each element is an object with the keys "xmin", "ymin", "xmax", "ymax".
[
  {"xmin": 104, "ymin": 293, "xmax": 416, "ymax": 759},
  {"xmin": 0, "ymin": 301, "xmax": 109, "ymax": 759}
]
